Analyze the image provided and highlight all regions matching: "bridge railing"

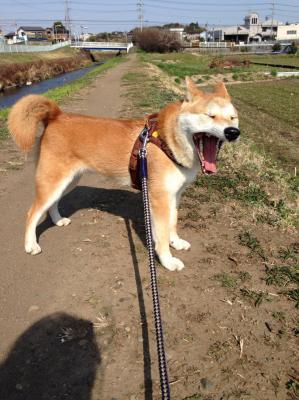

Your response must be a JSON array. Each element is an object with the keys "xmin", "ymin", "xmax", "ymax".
[{"xmin": 71, "ymin": 41, "xmax": 134, "ymax": 52}]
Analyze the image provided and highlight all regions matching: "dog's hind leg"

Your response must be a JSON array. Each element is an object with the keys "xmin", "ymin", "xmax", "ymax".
[
  {"xmin": 169, "ymin": 192, "xmax": 191, "ymax": 251},
  {"xmin": 25, "ymin": 168, "xmax": 78, "ymax": 255},
  {"xmin": 48, "ymin": 174, "xmax": 81, "ymax": 227}
]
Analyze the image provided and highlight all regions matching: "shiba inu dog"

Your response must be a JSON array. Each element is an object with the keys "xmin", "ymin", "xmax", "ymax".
[{"xmin": 8, "ymin": 78, "xmax": 240, "ymax": 271}]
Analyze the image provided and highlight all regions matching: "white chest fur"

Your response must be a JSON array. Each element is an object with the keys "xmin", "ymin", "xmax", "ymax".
[{"xmin": 164, "ymin": 162, "xmax": 200, "ymax": 195}]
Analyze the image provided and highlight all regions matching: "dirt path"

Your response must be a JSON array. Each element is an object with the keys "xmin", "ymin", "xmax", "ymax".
[{"xmin": 0, "ymin": 54, "xmax": 298, "ymax": 400}]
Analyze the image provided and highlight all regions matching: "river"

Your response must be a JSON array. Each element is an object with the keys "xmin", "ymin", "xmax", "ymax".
[{"xmin": 0, "ymin": 63, "xmax": 101, "ymax": 109}]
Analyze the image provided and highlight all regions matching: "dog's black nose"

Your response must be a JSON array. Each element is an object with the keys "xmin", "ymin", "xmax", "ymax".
[{"xmin": 224, "ymin": 127, "xmax": 240, "ymax": 142}]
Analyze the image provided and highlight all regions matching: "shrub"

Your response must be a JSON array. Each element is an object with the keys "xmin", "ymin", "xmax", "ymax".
[
  {"xmin": 272, "ymin": 42, "xmax": 281, "ymax": 52},
  {"xmin": 289, "ymin": 41, "xmax": 298, "ymax": 54},
  {"xmin": 134, "ymin": 28, "xmax": 182, "ymax": 53}
]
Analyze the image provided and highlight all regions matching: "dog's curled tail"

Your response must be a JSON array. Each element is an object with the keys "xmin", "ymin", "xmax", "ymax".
[{"xmin": 8, "ymin": 95, "xmax": 61, "ymax": 152}]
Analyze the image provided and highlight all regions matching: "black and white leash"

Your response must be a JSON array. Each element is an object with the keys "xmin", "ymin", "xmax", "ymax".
[{"xmin": 139, "ymin": 127, "xmax": 171, "ymax": 400}]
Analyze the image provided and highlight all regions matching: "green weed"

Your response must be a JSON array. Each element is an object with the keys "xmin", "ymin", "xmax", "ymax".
[
  {"xmin": 240, "ymin": 288, "xmax": 271, "ymax": 307},
  {"xmin": 272, "ymin": 311, "xmax": 286, "ymax": 322},
  {"xmin": 238, "ymin": 271, "xmax": 252, "ymax": 282},
  {"xmin": 211, "ymin": 272, "xmax": 238, "ymax": 289},
  {"xmin": 265, "ymin": 264, "xmax": 299, "ymax": 287},
  {"xmin": 239, "ymin": 231, "xmax": 267, "ymax": 260},
  {"xmin": 286, "ymin": 377, "xmax": 299, "ymax": 398},
  {"xmin": 285, "ymin": 289, "xmax": 299, "ymax": 308},
  {"xmin": 279, "ymin": 243, "xmax": 299, "ymax": 261},
  {"xmin": 207, "ymin": 340, "xmax": 230, "ymax": 361}
]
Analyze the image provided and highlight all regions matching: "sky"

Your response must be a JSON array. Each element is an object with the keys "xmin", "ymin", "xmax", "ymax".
[{"xmin": 0, "ymin": 0, "xmax": 299, "ymax": 34}]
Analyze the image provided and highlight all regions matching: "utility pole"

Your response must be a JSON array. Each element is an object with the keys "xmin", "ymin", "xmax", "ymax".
[
  {"xmin": 270, "ymin": 0, "xmax": 275, "ymax": 41},
  {"xmin": 137, "ymin": 0, "xmax": 144, "ymax": 31},
  {"xmin": 64, "ymin": 0, "xmax": 71, "ymax": 40}
]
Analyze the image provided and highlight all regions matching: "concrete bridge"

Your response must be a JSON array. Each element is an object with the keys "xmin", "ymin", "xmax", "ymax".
[{"xmin": 71, "ymin": 41, "xmax": 134, "ymax": 53}]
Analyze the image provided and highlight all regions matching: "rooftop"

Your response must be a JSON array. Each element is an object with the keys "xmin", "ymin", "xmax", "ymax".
[{"xmin": 19, "ymin": 26, "xmax": 46, "ymax": 32}]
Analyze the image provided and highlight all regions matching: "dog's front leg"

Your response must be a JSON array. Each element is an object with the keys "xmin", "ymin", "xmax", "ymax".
[
  {"xmin": 149, "ymin": 191, "xmax": 185, "ymax": 271},
  {"xmin": 169, "ymin": 192, "xmax": 191, "ymax": 251}
]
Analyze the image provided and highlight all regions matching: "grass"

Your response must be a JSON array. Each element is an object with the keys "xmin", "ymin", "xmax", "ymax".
[
  {"xmin": 240, "ymin": 288, "xmax": 271, "ymax": 307},
  {"xmin": 239, "ymin": 231, "xmax": 267, "ymax": 260},
  {"xmin": 285, "ymin": 289, "xmax": 299, "ymax": 308},
  {"xmin": 211, "ymin": 272, "xmax": 238, "ymax": 289},
  {"xmin": 0, "ymin": 56, "xmax": 125, "ymax": 143},
  {"xmin": 207, "ymin": 340, "xmax": 230, "ymax": 361},
  {"xmin": 279, "ymin": 243, "xmax": 299, "ymax": 261},
  {"xmin": 265, "ymin": 264, "xmax": 299, "ymax": 287},
  {"xmin": 0, "ymin": 47, "xmax": 80, "ymax": 65},
  {"xmin": 228, "ymin": 79, "xmax": 299, "ymax": 173},
  {"xmin": 121, "ymin": 68, "xmax": 179, "ymax": 118},
  {"xmin": 243, "ymin": 54, "xmax": 299, "ymax": 68},
  {"xmin": 211, "ymin": 271, "xmax": 251, "ymax": 290},
  {"xmin": 139, "ymin": 52, "xmax": 290, "ymax": 78},
  {"xmin": 196, "ymin": 173, "xmax": 269, "ymax": 205}
]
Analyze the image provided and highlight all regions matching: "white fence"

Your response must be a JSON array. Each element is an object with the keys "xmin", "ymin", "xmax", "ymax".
[{"xmin": 0, "ymin": 41, "xmax": 71, "ymax": 53}]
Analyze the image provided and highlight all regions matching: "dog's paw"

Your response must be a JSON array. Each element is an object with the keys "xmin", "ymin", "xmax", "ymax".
[
  {"xmin": 170, "ymin": 237, "xmax": 191, "ymax": 251},
  {"xmin": 159, "ymin": 254, "xmax": 185, "ymax": 271},
  {"xmin": 25, "ymin": 242, "xmax": 42, "ymax": 255},
  {"xmin": 55, "ymin": 217, "xmax": 71, "ymax": 227}
]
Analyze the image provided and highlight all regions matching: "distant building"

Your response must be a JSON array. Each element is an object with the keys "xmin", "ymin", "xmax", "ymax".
[
  {"xmin": 169, "ymin": 27, "xmax": 185, "ymax": 40},
  {"xmin": 4, "ymin": 31, "xmax": 19, "ymax": 44},
  {"xmin": 17, "ymin": 26, "xmax": 47, "ymax": 41},
  {"xmin": 277, "ymin": 23, "xmax": 299, "ymax": 41},
  {"xmin": 210, "ymin": 12, "xmax": 282, "ymax": 43}
]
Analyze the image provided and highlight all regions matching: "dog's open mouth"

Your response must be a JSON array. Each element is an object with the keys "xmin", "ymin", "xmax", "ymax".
[{"xmin": 193, "ymin": 133, "xmax": 222, "ymax": 174}]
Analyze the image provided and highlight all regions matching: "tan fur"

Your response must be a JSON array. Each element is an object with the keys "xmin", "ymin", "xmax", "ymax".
[
  {"xmin": 8, "ymin": 80, "xmax": 239, "ymax": 270},
  {"xmin": 8, "ymin": 95, "xmax": 61, "ymax": 152}
]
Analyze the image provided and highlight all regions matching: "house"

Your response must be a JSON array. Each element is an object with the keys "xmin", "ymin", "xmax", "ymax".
[
  {"xmin": 17, "ymin": 26, "xmax": 47, "ymax": 41},
  {"xmin": 4, "ymin": 31, "xmax": 18, "ymax": 44},
  {"xmin": 169, "ymin": 27, "xmax": 185, "ymax": 40},
  {"xmin": 277, "ymin": 23, "xmax": 299, "ymax": 41},
  {"xmin": 209, "ymin": 12, "xmax": 282, "ymax": 43}
]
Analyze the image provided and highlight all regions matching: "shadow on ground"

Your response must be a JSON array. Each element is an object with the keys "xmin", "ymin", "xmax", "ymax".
[
  {"xmin": 37, "ymin": 186, "xmax": 145, "ymax": 245},
  {"xmin": 36, "ymin": 186, "xmax": 153, "ymax": 399},
  {"xmin": 0, "ymin": 313, "xmax": 101, "ymax": 400}
]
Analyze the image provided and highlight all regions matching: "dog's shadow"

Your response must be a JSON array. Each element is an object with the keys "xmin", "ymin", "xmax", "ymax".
[
  {"xmin": 37, "ymin": 185, "xmax": 153, "ymax": 399},
  {"xmin": 37, "ymin": 185, "xmax": 145, "ymax": 244}
]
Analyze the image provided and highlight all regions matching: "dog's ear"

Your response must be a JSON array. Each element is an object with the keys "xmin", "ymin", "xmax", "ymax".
[
  {"xmin": 215, "ymin": 82, "xmax": 230, "ymax": 98},
  {"xmin": 185, "ymin": 76, "xmax": 202, "ymax": 102}
]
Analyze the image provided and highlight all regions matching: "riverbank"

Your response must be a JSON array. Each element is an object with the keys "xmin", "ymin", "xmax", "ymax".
[
  {"xmin": 0, "ymin": 56, "xmax": 126, "ymax": 141},
  {"xmin": 0, "ymin": 48, "xmax": 92, "ymax": 91}
]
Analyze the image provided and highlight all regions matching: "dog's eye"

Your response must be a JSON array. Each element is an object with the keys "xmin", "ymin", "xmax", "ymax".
[
  {"xmin": 231, "ymin": 116, "xmax": 237, "ymax": 121},
  {"xmin": 209, "ymin": 115, "xmax": 216, "ymax": 119}
]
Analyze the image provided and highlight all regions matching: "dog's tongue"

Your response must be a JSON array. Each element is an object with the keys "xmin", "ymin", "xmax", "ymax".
[{"xmin": 203, "ymin": 135, "xmax": 218, "ymax": 173}]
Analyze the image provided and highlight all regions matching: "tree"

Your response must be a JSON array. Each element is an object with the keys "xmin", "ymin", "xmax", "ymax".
[
  {"xmin": 134, "ymin": 28, "xmax": 181, "ymax": 53},
  {"xmin": 185, "ymin": 22, "xmax": 205, "ymax": 34},
  {"xmin": 162, "ymin": 23, "xmax": 184, "ymax": 29}
]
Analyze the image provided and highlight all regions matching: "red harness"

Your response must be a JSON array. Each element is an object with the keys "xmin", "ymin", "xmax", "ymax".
[{"xmin": 129, "ymin": 113, "xmax": 183, "ymax": 190}]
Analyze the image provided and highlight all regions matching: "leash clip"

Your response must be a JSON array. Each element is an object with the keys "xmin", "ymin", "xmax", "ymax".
[{"xmin": 139, "ymin": 126, "xmax": 150, "ymax": 155}]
